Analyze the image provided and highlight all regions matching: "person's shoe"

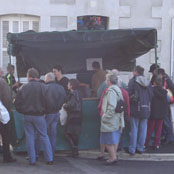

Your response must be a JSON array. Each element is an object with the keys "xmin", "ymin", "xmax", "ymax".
[
  {"xmin": 26, "ymin": 156, "xmax": 39, "ymax": 161},
  {"xmin": 72, "ymin": 147, "xmax": 79, "ymax": 158},
  {"xmin": 105, "ymin": 159, "xmax": 118, "ymax": 166},
  {"xmin": 29, "ymin": 162, "xmax": 36, "ymax": 166},
  {"xmin": 136, "ymin": 149, "xmax": 144, "ymax": 154},
  {"xmin": 152, "ymin": 146, "xmax": 160, "ymax": 150},
  {"xmin": 3, "ymin": 158, "xmax": 16, "ymax": 163},
  {"xmin": 125, "ymin": 148, "xmax": 135, "ymax": 156},
  {"xmin": 96, "ymin": 156, "xmax": 105, "ymax": 161},
  {"xmin": 0, "ymin": 145, "xmax": 3, "ymax": 153},
  {"xmin": 46, "ymin": 161, "xmax": 53, "ymax": 165},
  {"xmin": 144, "ymin": 146, "xmax": 150, "ymax": 151}
]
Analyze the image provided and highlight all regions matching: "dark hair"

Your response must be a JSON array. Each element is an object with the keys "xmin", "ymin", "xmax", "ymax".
[
  {"xmin": 0, "ymin": 78, "xmax": 11, "ymax": 111},
  {"xmin": 157, "ymin": 68, "xmax": 165, "ymax": 75},
  {"xmin": 154, "ymin": 77, "xmax": 162, "ymax": 87},
  {"xmin": 149, "ymin": 63, "xmax": 160, "ymax": 73},
  {"xmin": 92, "ymin": 61, "xmax": 100, "ymax": 69},
  {"xmin": 7, "ymin": 64, "xmax": 15, "ymax": 70},
  {"xmin": 27, "ymin": 68, "xmax": 39, "ymax": 79},
  {"xmin": 69, "ymin": 79, "xmax": 80, "ymax": 90},
  {"xmin": 53, "ymin": 65, "xmax": 63, "ymax": 73},
  {"xmin": 134, "ymin": 65, "xmax": 144, "ymax": 75}
]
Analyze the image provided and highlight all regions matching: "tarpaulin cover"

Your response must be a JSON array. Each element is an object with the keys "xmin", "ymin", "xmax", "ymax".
[{"xmin": 7, "ymin": 28, "xmax": 157, "ymax": 77}]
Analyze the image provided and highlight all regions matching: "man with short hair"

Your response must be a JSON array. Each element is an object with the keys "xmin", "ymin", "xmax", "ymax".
[
  {"xmin": 127, "ymin": 66, "xmax": 153, "ymax": 155},
  {"xmin": 52, "ymin": 65, "xmax": 69, "ymax": 92},
  {"xmin": 5, "ymin": 64, "xmax": 19, "ymax": 93},
  {"xmin": 14, "ymin": 68, "xmax": 53, "ymax": 165},
  {"xmin": 45, "ymin": 72, "xmax": 66, "ymax": 156}
]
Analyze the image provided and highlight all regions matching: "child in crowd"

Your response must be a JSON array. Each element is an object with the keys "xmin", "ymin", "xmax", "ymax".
[{"xmin": 145, "ymin": 77, "xmax": 168, "ymax": 150}]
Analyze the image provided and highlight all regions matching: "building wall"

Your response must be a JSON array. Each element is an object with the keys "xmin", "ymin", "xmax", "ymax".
[{"xmin": 0, "ymin": 0, "xmax": 173, "ymax": 78}]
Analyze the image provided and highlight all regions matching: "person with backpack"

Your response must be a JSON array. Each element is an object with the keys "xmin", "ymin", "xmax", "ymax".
[
  {"xmin": 100, "ymin": 72, "xmax": 124, "ymax": 165},
  {"xmin": 127, "ymin": 66, "xmax": 153, "ymax": 155},
  {"xmin": 145, "ymin": 77, "xmax": 168, "ymax": 150}
]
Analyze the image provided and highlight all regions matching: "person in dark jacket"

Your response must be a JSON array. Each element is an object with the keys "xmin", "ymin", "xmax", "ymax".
[
  {"xmin": 14, "ymin": 68, "xmax": 53, "ymax": 165},
  {"xmin": 0, "ymin": 77, "xmax": 16, "ymax": 163},
  {"xmin": 127, "ymin": 66, "xmax": 153, "ymax": 155},
  {"xmin": 157, "ymin": 68, "xmax": 174, "ymax": 144},
  {"xmin": 63, "ymin": 79, "xmax": 82, "ymax": 157},
  {"xmin": 45, "ymin": 72, "xmax": 66, "ymax": 156},
  {"xmin": 145, "ymin": 77, "xmax": 168, "ymax": 149},
  {"xmin": 53, "ymin": 65, "xmax": 69, "ymax": 93}
]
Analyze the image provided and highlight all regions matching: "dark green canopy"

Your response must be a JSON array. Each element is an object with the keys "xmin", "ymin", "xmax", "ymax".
[{"xmin": 7, "ymin": 28, "xmax": 157, "ymax": 77}]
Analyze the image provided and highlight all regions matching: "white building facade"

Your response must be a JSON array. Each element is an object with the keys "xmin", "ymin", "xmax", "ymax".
[{"xmin": 0, "ymin": 0, "xmax": 174, "ymax": 78}]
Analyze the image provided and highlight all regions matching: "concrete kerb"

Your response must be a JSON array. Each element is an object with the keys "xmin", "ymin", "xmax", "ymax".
[{"xmin": 73, "ymin": 150, "xmax": 174, "ymax": 162}]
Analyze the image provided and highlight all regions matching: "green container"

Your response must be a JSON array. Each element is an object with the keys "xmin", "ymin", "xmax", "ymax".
[{"xmin": 12, "ymin": 99, "xmax": 101, "ymax": 152}]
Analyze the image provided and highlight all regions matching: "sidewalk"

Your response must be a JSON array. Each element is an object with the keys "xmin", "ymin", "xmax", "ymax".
[{"xmin": 75, "ymin": 143, "xmax": 174, "ymax": 162}]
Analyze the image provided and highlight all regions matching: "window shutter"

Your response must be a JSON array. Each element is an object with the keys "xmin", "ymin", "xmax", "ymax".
[{"xmin": 2, "ymin": 21, "xmax": 9, "ymax": 48}]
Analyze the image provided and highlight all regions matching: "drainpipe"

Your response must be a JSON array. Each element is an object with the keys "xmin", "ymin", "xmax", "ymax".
[{"xmin": 170, "ymin": 18, "xmax": 174, "ymax": 80}]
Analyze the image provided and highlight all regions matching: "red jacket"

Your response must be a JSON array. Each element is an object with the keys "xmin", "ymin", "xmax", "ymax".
[{"xmin": 120, "ymin": 87, "xmax": 130, "ymax": 120}]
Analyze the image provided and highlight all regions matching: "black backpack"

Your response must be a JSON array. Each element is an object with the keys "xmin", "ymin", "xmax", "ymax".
[
  {"xmin": 115, "ymin": 99, "xmax": 127, "ymax": 113},
  {"xmin": 113, "ymin": 89, "xmax": 127, "ymax": 113}
]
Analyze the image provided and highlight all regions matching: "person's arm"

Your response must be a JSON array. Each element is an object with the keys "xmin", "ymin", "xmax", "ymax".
[
  {"xmin": 127, "ymin": 78, "xmax": 135, "ymax": 96},
  {"xmin": 14, "ymin": 90, "xmax": 24, "ymax": 113},
  {"xmin": 63, "ymin": 95, "xmax": 76, "ymax": 111},
  {"xmin": 102, "ymin": 90, "xmax": 117, "ymax": 119}
]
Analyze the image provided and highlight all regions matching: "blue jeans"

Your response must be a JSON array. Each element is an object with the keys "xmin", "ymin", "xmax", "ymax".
[
  {"xmin": 129, "ymin": 117, "xmax": 148, "ymax": 153},
  {"xmin": 45, "ymin": 112, "xmax": 59, "ymax": 155},
  {"xmin": 24, "ymin": 115, "xmax": 53, "ymax": 163}
]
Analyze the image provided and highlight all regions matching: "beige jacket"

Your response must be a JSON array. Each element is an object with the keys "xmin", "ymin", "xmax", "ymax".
[{"xmin": 100, "ymin": 85, "xmax": 125, "ymax": 132}]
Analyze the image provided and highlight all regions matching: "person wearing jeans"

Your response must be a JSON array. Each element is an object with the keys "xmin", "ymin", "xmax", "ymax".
[
  {"xmin": 24, "ymin": 115, "xmax": 53, "ymax": 164},
  {"xmin": 14, "ymin": 68, "xmax": 53, "ymax": 165},
  {"xmin": 129, "ymin": 117, "xmax": 148, "ymax": 153},
  {"xmin": 44, "ymin": 72, "xmax": 66, "ymax": 156},
  {"xmin": 45, "ymin": 113, "xmax": 60, "ymax": 155},
  {"xmin": 127, "ymin": 66, "xmax": 153, "ymax": 155}
]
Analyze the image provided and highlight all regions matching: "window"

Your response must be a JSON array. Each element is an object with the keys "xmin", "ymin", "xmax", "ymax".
[
  {"xmin": 77, "ymin": 16, "xmax": 108, "ymax": 30},
  {"xmin": 50, "ymin": 16, "xmax": 67, "ymax": 29}
]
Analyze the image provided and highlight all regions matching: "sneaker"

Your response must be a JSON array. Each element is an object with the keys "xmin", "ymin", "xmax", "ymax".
[
  {"xmin": 136, "ymin": 149, "xmax": 144, "ymax": 154},
  {"xmin": 105, "ymin": 159, "xmax": 118, "ymax": 166},
  {"xmin": 125, "ymin": 148, "xmax": 135, "ymax": 156},
  {"xmin": 144, "ymin": 146, "xmax": 150, "ymax": 151},
  {"xmin": 152, "ymin": 146, "xmax": 160, "ymax": 150},
  {"xmin": 29, "ymin": 162, "xmax": 36, "ymax": 166},
  {"xmin": 46, "ymin": 161, "xmax": 53, "ymax": 165},
  {"xmin": 26, "ymin": 156, "xmax": 39, "ymax": 161}
]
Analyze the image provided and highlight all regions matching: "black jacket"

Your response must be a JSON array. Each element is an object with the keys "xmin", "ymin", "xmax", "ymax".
[
  {"xmin": 14, "ymin": 80, "xmax": 47, "ymax": 116},
  {"xmin": 45, "ymin": 81, "xmax": 66, "ymax": 114},
  {"xmin": 128, "ymin": 75, "xmax": 153, "ymax": 119},
  {"xmin": 64, "ymin": 90, "xmax": 83, "ymax": 135},
  {"xmin": 150, "ymin": 86, "xmax": 168, "ymax": 120}
]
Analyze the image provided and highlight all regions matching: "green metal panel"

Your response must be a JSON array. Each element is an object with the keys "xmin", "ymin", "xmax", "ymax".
[{"xmin": 12, "ymin": 99, "xmax": 101, "ymax": 152}]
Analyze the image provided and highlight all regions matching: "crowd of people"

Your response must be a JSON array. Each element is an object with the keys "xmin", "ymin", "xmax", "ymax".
[
  {"xmin": 0, "ymin": 62, "xmax": 173, "ymax": 167},
  {"xmin": 96, "ymin": 63, "xmax": 174, "ymax": 165}
]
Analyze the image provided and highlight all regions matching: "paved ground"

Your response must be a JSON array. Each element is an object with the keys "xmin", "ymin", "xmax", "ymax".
[{"xmin": 0, "ymin": 153, "xmax": 174, "ymax": 174}]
